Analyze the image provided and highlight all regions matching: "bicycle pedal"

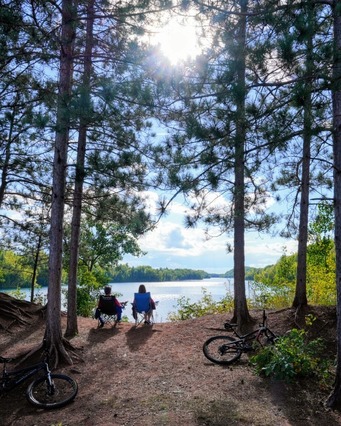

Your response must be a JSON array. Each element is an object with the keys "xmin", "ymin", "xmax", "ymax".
[{"xmin": 244, "ymin": 344, "xmax": 253, "ymax": 352}]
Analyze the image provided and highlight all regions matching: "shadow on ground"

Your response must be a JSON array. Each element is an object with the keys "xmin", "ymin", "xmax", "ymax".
[{"xmin": 125, "ymin": 324, "xmax": 160, "ymax": 351}]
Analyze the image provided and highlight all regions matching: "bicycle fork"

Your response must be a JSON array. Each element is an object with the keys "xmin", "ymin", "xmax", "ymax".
[{"xmin": 43, "ymin": 363, "xmax": 55, "ymax": 396}]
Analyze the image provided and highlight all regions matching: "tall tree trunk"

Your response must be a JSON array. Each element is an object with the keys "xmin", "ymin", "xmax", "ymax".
[
  {"xmin": 232, "ymin": 0, "xmax": 252, "ymax": 328},
  {"xmin": 293, "ymin": 3, "xmax": 314, "ymax": 309},
  {"xmin": 0, "ymin": 98, "xmax": 17, "ymax": 206},
  {"xmin": 327, "ymin": 0, "xmax": 341, "ymax": 409},
  {"xmin": 65, "ymin": 0, "xmax": 94, "ymax": 338},
  {"xmin": 30, "ymin": 234, "xmax": 42, "ymax": 303},
  {"xmin": 45, "ymin": 0, "xmax": 75, "ymax": 366},
  {"xmin": 293, "ymin": 128, "xmax": 310, "ymax": 309}
]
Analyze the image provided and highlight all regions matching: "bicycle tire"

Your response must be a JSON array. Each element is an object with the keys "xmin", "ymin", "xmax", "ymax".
[
  {"xmin": 26, "ymin": 373, "xmax": 78, "ymax": 409},
  {"xmin": 203, "ymin": 335, "xmax": 242, "ymax": 365}
]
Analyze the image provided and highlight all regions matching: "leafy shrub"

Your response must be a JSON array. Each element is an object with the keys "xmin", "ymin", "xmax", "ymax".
[
  {"xmin": 249, "ymin": 281, "xmax": 293, "ymax": 310},
  {"xmin": 76, "ymin": 286, "xmax": 97, "ymax": 317},
  {"xmin": 168, "ymin": 288, "xmax": 233, "ymax": 321},
  {"xmin": 8, "ymin": 286, "xmax": 27, "ymax": 300},
  {"xmin": 63, "ymin": 267, "xmax": 113, "ymax": 317},
  {"xmin": 251, "ymin": 328, "xmax": 329, "ymax": 382}
]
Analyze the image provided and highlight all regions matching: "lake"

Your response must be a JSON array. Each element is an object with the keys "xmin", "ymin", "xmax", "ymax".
[{"xmin": 1, "ymin": 278, "xmax": 256, "ymax": 322}]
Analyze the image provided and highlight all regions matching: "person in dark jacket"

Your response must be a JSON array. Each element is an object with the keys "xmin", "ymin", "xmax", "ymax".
[{"xmin": 95, "ymin": 286, "xmax": 126, "ymax": 327}]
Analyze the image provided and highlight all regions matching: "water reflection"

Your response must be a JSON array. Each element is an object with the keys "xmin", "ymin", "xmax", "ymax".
[{"xmin": 1, "ymin": 278, "xmax": 256, "ymax": 323}]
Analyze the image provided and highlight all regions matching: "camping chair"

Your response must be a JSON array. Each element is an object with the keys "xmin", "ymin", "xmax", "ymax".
[
  {"xmin": 95, "ymin": 295, "xmax": 118, "ymax": 327},
  {"xmin": 132, "ymin": 292, "xmax": 153, "ymax": 326}
]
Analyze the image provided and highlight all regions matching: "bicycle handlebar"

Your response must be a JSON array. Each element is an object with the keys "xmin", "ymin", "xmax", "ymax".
[{"xmin": 224, "ymin": 322, "xmax": 237, "ymax": 331}]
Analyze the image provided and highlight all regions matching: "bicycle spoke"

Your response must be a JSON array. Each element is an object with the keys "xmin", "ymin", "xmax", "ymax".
[
  {"xmin": 27, "ymin": 374, "xmax": 78, "ymax": 409},
  {"xmin": 203, "ymin": 336, "xmax": 242, "ymax": 365}
]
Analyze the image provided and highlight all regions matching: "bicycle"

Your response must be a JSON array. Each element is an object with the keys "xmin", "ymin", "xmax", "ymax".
[
  {"xmin": 203, "ymin": 310, "xmax": 278, "ymax": 365},
  {"xmin": 0, "ymin": 339, "xmax": 78, "ymax": 409}
]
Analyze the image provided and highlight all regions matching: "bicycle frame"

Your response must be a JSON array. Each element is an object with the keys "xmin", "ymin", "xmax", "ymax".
[
  {"xmin": 224, "ymin": 311, "xmax": 276, "ymax": 350},
  {"xmin": 0, "ymin": 357, "xmax": 51, "ymax": 393},
  {"xmin": 1, "ymin": 339, "xmax": 78, "ymax": 410},
  {"xmin": 203, "ymin": 310, "xmax": 278, "ymax": 366}
]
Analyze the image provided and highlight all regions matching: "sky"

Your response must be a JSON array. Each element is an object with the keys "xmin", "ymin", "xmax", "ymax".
[
  {"xmin": 123, "ymin": 13, "xmax": 300, "ymax": 274},
  {"xmin": 123, "ymin": 192, "xmax": 298, "ymax": 275}
]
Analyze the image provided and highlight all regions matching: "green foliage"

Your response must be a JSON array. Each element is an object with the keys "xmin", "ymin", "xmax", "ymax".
[
  {"xmin": 8, "ymin": 286, "xmax": 26, "ymax": 300},
  {"xmin": 309, "ymin": 202, "xmax": 334, "ymax": 240},
  {"xmin": 77, "ymin": 269, "xmax": 106, "ymax": 317},
  {"xmin": 255, "ymin": 252, "xmax": 297, "ymax": 289},
  {"xmin": 168, "ymin": 288, "xmax": 233, "ymax": 321},
  {"xmin": 306, "ymin": 203, "xmax": 336, "ymax": 304},
  {"xmin": 254, "ymin": 237, "xmax": 336, "ymax": 307},
  {"xmin": 0, "ymin": 250, "xmax": 32, "ymax": 289},
  {"xmin": 31, "ymin": 285, "xmax": 46, "ymax": 305},
  {"xmin": 251, "ymin": 328, "xmax": 330, "ymax": 383},
  {"xmin": 0, "ymin": 250, "xmax": 49, "ymax": 290},
  {"xmin": 251, "ymin": 253, "xmax": 297, "ymax": 309},
  {"xmin": 62, "ymin": 266, "xmax": 110, "ymax": 317},
  {"xmin": 225, "ymin": 266, "xmax": 265, "ymax": 281},
  {"xmin": 76, "ymin": 286, "xmax": 97, "ymax": 318},
  {"xmin": 249, "ymin": 280, "xmax": 293, "ymax": 310},
  {"xmin": 110, "ymin": 264, "xmax": 210, "ymax": 282},
  {"xmin": 71, "ymin": 265, "xmax": 128, "ymax": 318}
]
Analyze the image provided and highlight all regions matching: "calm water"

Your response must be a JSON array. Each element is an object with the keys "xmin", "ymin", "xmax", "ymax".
[
  {"xmin": 111, "ymin": 278, "xmax": 235, "ymax": 322},
  {"xmin": 1, "ymin": 278, "xmax": 256, "ymax": 322}
]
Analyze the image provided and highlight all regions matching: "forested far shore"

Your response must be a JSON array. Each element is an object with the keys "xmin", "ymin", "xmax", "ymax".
[
  {"xmin": 0, "ymin": 238, "xmax": 335, "ymax": 310},
  {"xmin": 0, "ymin": 249, "xmax": 213, "ymax": 290},
  {"xmin": 0, "ymin": 248, "xmax": 267, "ymax": 290}
]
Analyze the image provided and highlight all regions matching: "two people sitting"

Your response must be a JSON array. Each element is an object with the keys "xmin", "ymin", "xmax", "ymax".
[
  {"xmin": 96, "ymin": 284, "xmax": 156, "ymax": 327},
  {"xmin": 95, "ymin": 286, "xmax": 127, "ymax": 328}
]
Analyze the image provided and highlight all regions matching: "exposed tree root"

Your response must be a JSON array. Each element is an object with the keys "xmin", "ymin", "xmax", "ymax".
[
  {"xmin": 230, "ymin": 310, "xmax": 256, "ymax": 334},
  {"xmin": 13, "ymin": 337, "xmax": 84, "ymax": 369},
  {"xmin": 327, "ymin": 378, "xmax": 341, "ymax": 410},
  {"xmin": 47, "ymin": 337, "xmax": 84, "ymax": 369},
  {"xmin": 0, "ymin": 293, "xmax": 83, "ymax": 368},
  {"xmin": 293, "ymin": 304, "xmax": 309, "ymax": 328},
  {"xmin": 0, "ymin": 292, "xmax": 45, "ymax": 332}
]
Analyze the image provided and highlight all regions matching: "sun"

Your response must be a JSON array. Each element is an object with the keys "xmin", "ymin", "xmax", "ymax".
[{"xmin": 154, "ymin": 16, "xmax": 201, "ymax": 64}]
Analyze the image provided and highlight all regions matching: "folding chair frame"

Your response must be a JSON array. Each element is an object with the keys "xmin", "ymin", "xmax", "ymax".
[
  {"xmin": 94, "ymin": 294, "xmax": 119, "ymax": 328},
  {"xmin": 98, "ymin": 312, "xmax": 119, "ymax": 327},
  {"xmin": 132, "ymin": 292, "xmax": 154, "ymax": 327},
  {"xmin": 133, "ymin": 308, "xmax": 154, "ymax": 327}
]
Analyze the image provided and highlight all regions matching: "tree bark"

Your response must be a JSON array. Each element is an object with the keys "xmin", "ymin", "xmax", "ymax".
[
  {"xmin": 232, "ymin": 0, "xmax": 252, "ymax": 329},
  {"xmin": 327, "ymin": 0, "xmax": 341, "ymax": 410},
  {"xmin": 65, "ymin": 0, "xmax": 94, "ymax": 338},
  {"xmin": 45, "ymin": 0, "xmax": 76, "ymax": 366},
  {"xmin": 30, "ymin": 234, "xmax": 42, "ymax": 303},
  {"xmin": 0, "ymin": 292, "xmax": 44, "ymax": 331},
  {"xmin": 293, "ymin": 3, "xmax": 314, "ymax": 309}
]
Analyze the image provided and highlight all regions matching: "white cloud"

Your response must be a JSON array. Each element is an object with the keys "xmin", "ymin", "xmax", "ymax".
[
  {"xmin": 124, "ymin": 191, "xmax": 295, "ymax": 274},
  {"xmin": 244, "ymin": 233, "xmax": 297, "ymax": 268}
]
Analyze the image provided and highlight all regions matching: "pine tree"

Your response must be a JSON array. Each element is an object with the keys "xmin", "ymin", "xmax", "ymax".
[
  {"xmin": 150, "ymin": 0, "xmax": 281, "ymax": 327},
  {"xmin": 327, "ymin": 0, "xmax": 341, "ymax": 410},
  {"xmin": 45, "ymin": 0, "xmax": 76, "ymax": 365}
]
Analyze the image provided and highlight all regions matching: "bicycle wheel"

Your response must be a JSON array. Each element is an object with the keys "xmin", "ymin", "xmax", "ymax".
[
  {"xmin": 26, "ymin": 373, "xmax": 78, "ymax": 409},
  {"xmin": 203, "ymin": 335, "xmax": 242, "ymax": 365}
]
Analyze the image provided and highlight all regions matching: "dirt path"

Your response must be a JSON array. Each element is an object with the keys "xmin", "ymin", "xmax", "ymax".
[{"xmin": 1, "ymin": 307, "xmax": 341, "ymax": 425}]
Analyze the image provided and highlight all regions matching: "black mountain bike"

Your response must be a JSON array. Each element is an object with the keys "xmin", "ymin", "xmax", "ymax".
[
  {"xmin": 0, "ymin": 340, "xmax": 78, "ymax": 409},
  {"xmin": 203, "ymin": 310, "xmax": 278, "ymax": 365}
]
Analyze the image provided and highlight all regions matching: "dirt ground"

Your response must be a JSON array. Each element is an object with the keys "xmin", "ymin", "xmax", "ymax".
[{"xmin": 1, "ymin": 304, "xmax": 341, "ymax": 426}]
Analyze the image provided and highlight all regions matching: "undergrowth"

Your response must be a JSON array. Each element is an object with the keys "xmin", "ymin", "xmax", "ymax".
[
  {"xmin": 167, "ymin": 288, "xmax": 234, "ymax": 321},
  {"xmin": 251, "ymin": 321, "xmax": 332, "ymax": 386}
]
